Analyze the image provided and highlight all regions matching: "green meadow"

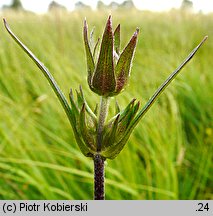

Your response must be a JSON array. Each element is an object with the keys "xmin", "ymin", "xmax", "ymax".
[{"xmin": 0, "ymin": 9, "xmax": 212, "ymax": 199}]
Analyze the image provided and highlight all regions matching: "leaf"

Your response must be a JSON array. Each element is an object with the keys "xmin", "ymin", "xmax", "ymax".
[
  {"xmin": 3, "ymin": 18, "xmax": 74, "ymax": 127},
  {"xmin": 3, "ymin": 18, "xmax": 93, "ymax": 157},
  {"xmin": 128, "ymin": 36, "xmax": 208, "ymax": 133},
  {"xmin": 103, "ymin": 36, "xmax": 208, "ymax": 159}
]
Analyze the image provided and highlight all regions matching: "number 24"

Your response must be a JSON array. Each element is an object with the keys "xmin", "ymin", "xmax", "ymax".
[{"xmin": 197, "ymin": 203, "xmax": 209, "ymax": 211}]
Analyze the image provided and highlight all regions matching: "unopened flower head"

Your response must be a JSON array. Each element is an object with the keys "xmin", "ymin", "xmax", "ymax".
[{"xmin": 84, "ymin": 16, "xmax": 139, "ymax": 97}]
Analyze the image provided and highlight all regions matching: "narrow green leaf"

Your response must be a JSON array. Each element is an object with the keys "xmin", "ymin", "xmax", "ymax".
[
  {"xmin": 128, "ymin": 36, "xmax": 208, "ymax": 133},
  {"xmin": 105, "ymin": 36, "xmax": 208, "ymax": 159},
  {"xmin": 3, "ymin": 18, "xmax": 74, "ymax": 127},
  {"xmin": 3, "ymin": 19, "xmax": 92, "ymax": 157}
]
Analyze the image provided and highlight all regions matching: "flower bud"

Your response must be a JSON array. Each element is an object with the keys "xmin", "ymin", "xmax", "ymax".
[{"xmin": 84, "ymin": 16, "xmax": 139, "ymax": 97}]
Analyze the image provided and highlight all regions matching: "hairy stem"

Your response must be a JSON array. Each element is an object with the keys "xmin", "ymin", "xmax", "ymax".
[
  {"xmin": 97, "ymin": 96, "xmax": 110, "ymax": 152},
  {"xmin": 94, "ymin": 154, "xmax": 105, "ymax": 200},
  {"xmin": 93, "ymin": 96, "xmax": 109, "ymax": 200}
]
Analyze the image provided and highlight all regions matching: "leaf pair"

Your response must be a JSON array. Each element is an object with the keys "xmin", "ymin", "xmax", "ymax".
[{"xmin": 3, "ymin": 18, "xmax": 208, "ymax": 160}]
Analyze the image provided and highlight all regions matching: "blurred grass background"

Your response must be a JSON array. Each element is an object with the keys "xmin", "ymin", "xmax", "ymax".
[{"xmin": 0, "ymin": 9, "xmax": 212, "ymax": 199}]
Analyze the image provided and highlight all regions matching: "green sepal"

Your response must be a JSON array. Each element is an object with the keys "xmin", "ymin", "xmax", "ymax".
[
  {"xmin": 89, "ymin": 27, "xmax": 95, "ymax": 49},
  {"xmin": 83, "ymin": 19, "xmax": 95, "ymax": 89},
  {"xmin": 114, "ymin": 24, "xmax": 120, "ymax": 55},
  {"xmin": 79, "ymin": 103, "xmax": 96, "ymax": 152},
  {"xmin": 71, "ymin": 120, "xmax": 93, "ymax": 157},
  {"xmin": 102, "ymin": 101, "xmax": 140, "ymax": 159},
  {"xmin": 114, "ymin": 28, "xmax": 139, "ymax": 94},
  {"xmin": 79, "ymin": 86, "xmax": 97, "ymax": 123},
  {"xmin": 115, "ymin": 99, "xmax": 120, "ymax": 113},
  {"xmin": 93, "ymin": 38, "xmax": 100, "ymax": 60},
  {"xmin": 106, "ymin": 98, "xmax": 136, "ymax": 128},
  {"xmin": 92, "ymin": 15, "xmax": 116, "ymax": 96},
  {"xmin": 70, "ymin": 87, "xmax": 96, "ymax": 132},
  {"xmin": 118, "ymin": 98, "xmax": 136, "ymax": 122},
  {"xmin": 69, "ymin": 88, "xmax": 80, "ymax": 124},
  {"xmin": 93, "ymin": 103, "xmax": 98, "ymax": 115},
  {"xmin": 101, "ymin": 125, "xmax": 132, "ymax": 159},
  {"xmin": 102, "ymin": 114, "xmax": 120, "ymax": 150},
  {"xmin": 116, "ymin": 100, "xmax": 135, "ymax": 138}
]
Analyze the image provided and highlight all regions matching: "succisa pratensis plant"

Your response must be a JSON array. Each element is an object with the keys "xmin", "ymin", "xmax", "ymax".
[{"xmin": 3, "ymin": 16, "xmax": 207, "ymax": 200}]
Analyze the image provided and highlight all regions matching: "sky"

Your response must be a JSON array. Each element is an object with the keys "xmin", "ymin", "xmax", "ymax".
[{"xmin": 0, "ymin": 0, "xmax": 213, "ymax": 13}]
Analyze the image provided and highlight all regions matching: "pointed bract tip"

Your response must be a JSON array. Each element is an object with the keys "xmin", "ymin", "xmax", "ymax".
[
  {"xmin": 136, "ymin": 101, "xmax": 140, "ymax": 108},
  {"xmin": 131, "ymin": 98, "xmax": 136, "ymax": 103},
  {"xmin": 84, "ymin": 18, "xmax": 87, "ymax": 28},
  {"xmin": 198, "ymin": 35, "xmax": 208, "ymax": 47},
  {"xmin": 116, "ymin": 113, "xmax": 120, "ymax": 120},
  {"xmin": 203, "ymin": 35, "xmax": 208, "ymax": 41},
  {"xmin": 81, "ymin": 102, "xmax": 86, "ymax": 111},
  {"xmin": 3, "ymin": 18, "xmax": 8, "ymax": 28},
  {"xmin": 107, "ymin": 15, "xmax": 112, "ymax": 26},
  {"xmin": 114, "ymin": 24, "xmax": 120, "ymax": 33},
  {"xmin": 134, "ymin": 28, "xmax": 139, "ymax": 36}
]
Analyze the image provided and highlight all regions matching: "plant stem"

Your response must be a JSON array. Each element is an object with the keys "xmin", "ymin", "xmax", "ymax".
[
  {"xmin": 97, "ymin": 96, "xmax": 110, "ymax": 152},
  {"xmin": 94, "ymin": 154, "xmax": 105, "ymax": 200},
  {"xmin": 93, "ymin": 96, "xmax": 109, "ymax": 200}
]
